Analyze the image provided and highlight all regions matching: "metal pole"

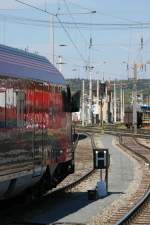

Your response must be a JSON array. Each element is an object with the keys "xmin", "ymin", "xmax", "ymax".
[
  {"xmin": 105, "ymin": 84, "xmax": 108, "ymax": 122},
  {"xmin": 113, "ymin": 82, "xmax": 116, "ymax": 123},
  {"xmin": 122, "ymin": 88, "xmax": 125, "ymax": 121},
  {"xmin": 120, "ymin": 83, "xmax": 123, "ymax": 122},
  {"xmin": 100, "ymin": 98, "xmax": 103, "ymax": 128},
  {"xmin": 133, "ymin": 63, "xmax": 137, "ymax": 134},
  {"xmin": 105, "ymin": 167, "xmax": 108, "ymax": 192},
  {"xmin": 58, "ymin": 55, "xmax": 62, "ymax": 73},
  {"xmin": 88, "ymin": 37, "xmax": 92, "ymax": 125},
  {"xmin": 89, "ymin": 67, "xmax": 92, "ymax": 124},
  {"xmin": 100, "ymin": 169, "xmax": 102, "ymax": 181},
  {"xmin": 97, "ymin": 79, "xmax": 99, "ymax": 105},
  {"xmin": 82, "ymin": 80, "xmax": 85, "ymax": 126}
]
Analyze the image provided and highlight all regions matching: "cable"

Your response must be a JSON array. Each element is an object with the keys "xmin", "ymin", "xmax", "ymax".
[
  {"xmin": 67, "ymin": 0, "xmax": 143, "ymax": 24},
  {"xmin": 55, "ymin": 15, "xmax": 87, "ymax": 63},
  {"xmin": 62, "ymin": 0, "xmax": 89, "ymax": 64},
  {"xmin": 63, "ymin": 0, "xmax": 89, "ymax": 46},
  {"xmin": 2, "ymin": 13, "xmax": 150, "ymax": 28},
  {"xmin": 14, "ymin": 0, "xmax": 87, "ymax": 64},
  {"xmin": 15, "ymin": 0, "xmax": 55, "ymax": 16}
]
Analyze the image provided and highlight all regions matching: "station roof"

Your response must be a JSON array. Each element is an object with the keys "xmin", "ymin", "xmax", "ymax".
[{"xmin": 0, "ymin": 44, "xmax": 65, "ymax": 85}]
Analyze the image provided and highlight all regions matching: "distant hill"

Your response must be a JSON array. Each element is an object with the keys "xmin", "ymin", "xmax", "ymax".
[
  {"xmin": 66, "ymin": 78, "xmax": 150, "ymax": 94},
  {"xmin": 66, "ymin": 78, "xmax": 150, "ymax": 104}
]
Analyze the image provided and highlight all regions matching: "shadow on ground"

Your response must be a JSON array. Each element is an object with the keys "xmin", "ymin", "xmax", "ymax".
[{"xmin": 14, "ymin": 191, "xmax": 102, "ymax": 225}]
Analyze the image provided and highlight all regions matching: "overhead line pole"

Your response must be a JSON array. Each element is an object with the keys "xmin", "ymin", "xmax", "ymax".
[
  {"xmin": 82, "ymin": 79, "xmax": 85, "ymax": 126},
  {"xmin": 88, "ymin": 36, "xmax": 93, "ymax": 125},
  {"xmin": 97, "ymin": 79, "xmax": 99, "ymax": 105},
  {"xmin": 88, "ymin": 66, "xmax": 92, "ymax": 124},
  {"xmin": 113, "ymin": 82, "xmax": 116, "ymax": 123},
  {"xmin": 120, "ymin": 83, "xmax": 123, "ymax": 122},
  {"xmin": 133, "ymin": 63, "xmax": 137, "ymax": 134},
  {"xmin": 15, "ymin": 0, "xmax": 87, "ymax": 64},
  {"xmin": 122, "ymin": 88, "xmax": 125, "ymax": 121}
]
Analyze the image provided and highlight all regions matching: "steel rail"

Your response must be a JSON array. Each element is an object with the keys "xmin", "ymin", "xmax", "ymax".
[
  {"xmin": 0, "ymin": 132, "xmax": 96, "ymax": 225},
  {"xmin": 135, "ymin": 137, "xmax": 150, "ymax": 150},
  {"xmin": 115, "ymin": 136, "xmax": 150, "ymax": 225},
  {"xmin": 115, "ymin": 189, "xmax": 150, "ymax": 225},
  {"xmin": 76, "ymin": 126, "xmax": 150, "ymax": 139},
  {"xmin": 50, "ymin": 132, "xmax": 96, "ymax": 194},
  {"xmin": 119, "ymin": 136, "xmax": 150, "ymax": 166}
]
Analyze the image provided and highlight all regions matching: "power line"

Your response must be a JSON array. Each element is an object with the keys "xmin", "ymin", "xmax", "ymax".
[
  {"xmin": 63, "ymin": 0, "xmax": 89, "ymax": 46},
  {"xmin": 15, "ymin": 0, "xmax": 55, "ymax": 16},
  {"xmin": 56, "ymin": 15, "xmax": 87, "ymax": 63},
  {"xmin": 67, "ymin": 0, "xmax": 143, "ymax": 24},
  {"xmin": 14, "ymin": 0, "xmax": 87, "ymax": 64},
  {"xmin": 2, "ymin": 13, "xmax": 150, "ymax": 28},
  {"xmin": 2, "ymin": 20, "xmax": 150, "ymax": 31}
]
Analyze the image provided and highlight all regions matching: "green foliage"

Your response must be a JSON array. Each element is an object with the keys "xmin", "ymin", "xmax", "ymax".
[{"xmin": 66, "ymin": 78, "xmax": 150, "ymax": 105}]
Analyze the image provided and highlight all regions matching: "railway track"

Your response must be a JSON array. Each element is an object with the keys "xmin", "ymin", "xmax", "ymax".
[
  {"xmin": 76, "ymin": 126, "xmax": 150, "ymax": 138},
  {"xmin": 0, "ymin": 132, "xmax": 99, "ymax": 225},
  {"xmin": 112, "ymin": 136, "xmax": 150, "ymax": 225},
  {"xmin": 76, "ymin": 127, "xmax": 150, "ymax": 225},
  {"xmin": 120, "ymin": 136, "xmax": 150, "ymax": 165},
  {"xmin": 1, "ymin": 129, "xmax": 149, "ymax": 225}
]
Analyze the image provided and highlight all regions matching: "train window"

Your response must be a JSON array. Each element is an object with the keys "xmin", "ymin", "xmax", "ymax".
[
  {"xmin": 6, "ymin": 87, "xmax": 17, "ymax": 128},
  {"xmin": 0, "ymin": 89, "xmax": 6, "ymax": 128}
]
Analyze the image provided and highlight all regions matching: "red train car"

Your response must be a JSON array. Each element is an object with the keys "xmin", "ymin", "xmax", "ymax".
[{"xmin": 0, "ymin": 44, "xmax": 78, "ymax": 199}]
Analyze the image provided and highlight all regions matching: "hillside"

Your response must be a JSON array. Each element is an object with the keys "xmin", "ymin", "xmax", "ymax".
[{"xmin": 66, "ymin": 78, "xmax": 150, "ymax": 104}]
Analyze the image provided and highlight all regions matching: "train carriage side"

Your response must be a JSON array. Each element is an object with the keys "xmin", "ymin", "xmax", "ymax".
[{"xmin": 0, "ymin": 44, "xmax": 74, "ymax": 199}]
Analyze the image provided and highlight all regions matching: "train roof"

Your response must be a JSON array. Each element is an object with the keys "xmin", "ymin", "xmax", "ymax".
[{"xmin": 0, "ymin": 44, "xmax": 65, "ymax": 85}]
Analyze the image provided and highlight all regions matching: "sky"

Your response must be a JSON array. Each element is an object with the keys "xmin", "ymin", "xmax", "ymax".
[{"xmin": 0, "ymin": 0, "xmax": 150, "ymax": 80}]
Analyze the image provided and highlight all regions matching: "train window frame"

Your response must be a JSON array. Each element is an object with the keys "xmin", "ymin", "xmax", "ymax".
[{"xmin": 0, "ymin": 80, "xmax": 6, "ymax": 128}]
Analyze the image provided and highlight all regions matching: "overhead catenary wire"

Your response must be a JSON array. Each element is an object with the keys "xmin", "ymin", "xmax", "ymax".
[
  {"xmin": 1, "ymin": 13, "xmax": 150, "ymax": 29},
  {"xmin": 66, "ymin": 0, "xmax": 143, "ymax": 24},
  {"xmin": 5, "ymin": 0, "xmax": 150, "ymax": 81},
  {"xmin": 62, "ymin": 0, "xmax": 89, "ymax": 46},
  {"xmin": 14, "ymin": 0, "xmax": 87, "ymax": 64},
  {"xmin": 62, "ymin": 0, "xmax": 90, "ymax": 65}
]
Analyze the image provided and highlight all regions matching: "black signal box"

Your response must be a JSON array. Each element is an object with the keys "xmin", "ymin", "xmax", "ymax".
[
  {"xmin": 93, "ymin": 149, "xmax": 110, "ymax": 169},
  {"xmin": 88, "ymin": 189, "xmax": 97, "ymax": 200}
]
